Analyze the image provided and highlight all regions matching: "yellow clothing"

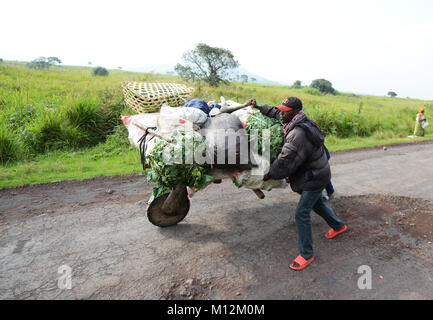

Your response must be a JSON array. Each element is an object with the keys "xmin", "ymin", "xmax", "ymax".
[{"xmin": 414, "ymin": 112, "xmax": 426, "ymax": 136}]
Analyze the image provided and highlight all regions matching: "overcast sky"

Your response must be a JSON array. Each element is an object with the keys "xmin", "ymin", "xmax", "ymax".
[{"xmin": 2, "ymin": 0, "xmax": 433, "ymax": 100}]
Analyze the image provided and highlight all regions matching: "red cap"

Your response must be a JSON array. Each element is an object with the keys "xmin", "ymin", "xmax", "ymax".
[
  {"xmin": 275, "ymin": 105, "xmax": 294, "ymax": 112},
  {"xmin": 275, "ymin": 97, "xmax": 303, "ymax": 112}
]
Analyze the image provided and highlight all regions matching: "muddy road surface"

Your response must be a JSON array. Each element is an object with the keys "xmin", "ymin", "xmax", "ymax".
[{"xmin": 1, "ymin": 142, "xmax": 433, "ymax": 299}]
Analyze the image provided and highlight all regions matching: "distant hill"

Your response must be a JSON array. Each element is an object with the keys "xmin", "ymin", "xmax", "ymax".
[
  {"xmin": 125, "ymin": 64, "xmax": 283, "ymax": 86},
  {"xmin": 228, "ymin": 67, "xmax": 283, "ymax": 86}
]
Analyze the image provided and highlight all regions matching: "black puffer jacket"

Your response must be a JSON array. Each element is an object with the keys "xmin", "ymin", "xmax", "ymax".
[{"xmin": 259, "ymin": 105, "xmax": 331, "ymax": 193}]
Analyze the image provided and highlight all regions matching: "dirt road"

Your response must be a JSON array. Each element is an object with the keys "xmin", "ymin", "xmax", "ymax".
[{"xmin": 1, "ymin": 142, "xmax": 433, "ymax": 299}]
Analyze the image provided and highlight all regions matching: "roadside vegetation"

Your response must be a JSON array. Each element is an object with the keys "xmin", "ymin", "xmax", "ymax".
[{"xmin": 0, "ymin": 60, "xmax": 432, "ymax": 188}]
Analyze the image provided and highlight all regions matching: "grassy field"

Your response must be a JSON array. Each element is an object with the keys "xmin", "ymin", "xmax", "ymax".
[{"xmin": 1, "ymin": 61, "xmax": 432, "ymax": 189}]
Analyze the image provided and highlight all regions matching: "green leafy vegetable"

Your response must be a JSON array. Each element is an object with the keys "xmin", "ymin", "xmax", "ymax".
[
  {"xmin": 148, "ymin": 186, "xmax": 170, "ymax": 204},
  {"xmin": 246, "ymin": 113, "xmax": 284, "ymax": 162},
  {"xmin": 145, "ymin": 131, "xmax": 213, "ymax": 190}
]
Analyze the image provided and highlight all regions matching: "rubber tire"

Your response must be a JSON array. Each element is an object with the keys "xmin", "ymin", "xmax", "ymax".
[{"xmin": 147, "ymin": 193, "xmax": 190, "ymax": 227}]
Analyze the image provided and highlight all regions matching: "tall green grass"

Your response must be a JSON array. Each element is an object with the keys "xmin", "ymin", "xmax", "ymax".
[
  {"xmin": 0, "ymin": 126, "xmax": 21, "ymax": 164},
  {"xmin": 0, "ymin": 61, "xmax": 171, "ymax": 162}
]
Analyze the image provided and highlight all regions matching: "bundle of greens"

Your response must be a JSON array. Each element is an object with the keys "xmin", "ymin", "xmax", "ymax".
[
  {"xmin": 145, "ymin": 130, "xmax": 214, "ymax": 191},
  {"xmin": 246, "ymin": 113, "xmax": 284, "ymax": 162},
  {"xmin": 147, "ymin": 186, "xmax": 169, "ymax": 204}
]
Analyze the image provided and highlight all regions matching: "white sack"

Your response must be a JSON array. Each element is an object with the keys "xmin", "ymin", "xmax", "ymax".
[
  {"xmin": 121, "ymin": 113, "xmax": 159, "ymax": 153},
  {"xmin": 231, "ymin": 152, "xmax": 286, "ymax": 191},
  {"xmin": 157, "ymin": 105, "xmax": 207, "ymax": 135}
]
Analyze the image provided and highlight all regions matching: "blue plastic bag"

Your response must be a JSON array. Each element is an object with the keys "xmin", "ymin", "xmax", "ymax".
[{"xmin": 184, "ymin": 99, "xmax": 221, "ymax": 114}]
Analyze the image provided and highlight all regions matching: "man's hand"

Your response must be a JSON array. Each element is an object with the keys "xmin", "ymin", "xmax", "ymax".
[
  {"xmin": 263, "ymin": 173, "xmax": 271, "ymax": 181},
  {"xmin": 245, "ymin": 99, "xmax": 258, "ymax": 108}
]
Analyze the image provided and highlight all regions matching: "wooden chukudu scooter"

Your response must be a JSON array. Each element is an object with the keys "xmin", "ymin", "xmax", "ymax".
[{"xmin": 135, "ymin": 100, "xmax": 265, "ymax": 227}]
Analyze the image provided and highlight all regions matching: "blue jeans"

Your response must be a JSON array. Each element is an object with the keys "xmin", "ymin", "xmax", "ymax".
[{"xmin": 295, "ymin": 189, "xmax": 345, "ymax": 260}]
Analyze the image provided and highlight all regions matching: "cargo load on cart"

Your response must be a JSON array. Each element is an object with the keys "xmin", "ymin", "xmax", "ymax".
[{"xmin": 122, "ymin": 82, "xmax": 286, "ymax": 227}]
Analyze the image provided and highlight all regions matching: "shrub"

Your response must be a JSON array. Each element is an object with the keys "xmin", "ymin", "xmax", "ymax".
[
  {"xmin": 23, "ymin": 112, "xmax": 83, "ymax": 154},
  {"xmin": 64, "ymin": 98, "xmax": 123, "ymax": 147},
  {"xmin": 93, "ymin": 67, "xmax": 109, "ymax": 76},
  {"xmin": 300, "ymin": 87, "xmax": 323, "ymax": 96},
  {"xmin": 310, "ymin": 79, "xmax": 336, "ymax": 95},
  {"xmin": 0, "ymin": 126, "xmax": 21, "ymax": 164},
  {"xmin": 65, "ymin": 100, "xmax": 106, "ymax": 145},
  {"xmin": 308, "ymin": 108, "xmax": 377, "ymax": 138},
  {"xmin": 291, "ymin": 80, "xmax": 302, "ymax": 89}
]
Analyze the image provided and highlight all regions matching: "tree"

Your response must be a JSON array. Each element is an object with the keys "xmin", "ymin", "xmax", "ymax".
[
  {"xmin": 387, "ymin": 91, "xmax": 397, "ymax": 98},
  {"xmin": 292, "ymin": 80, "xmax": 302, "ymax": 89},
  {"xmin": 0, "ymin": 58, "xmax": 3, "ymax": 64},
  {"xmin": 93, "ymin": 66, "xmax": 109, "ymax": 76},
  {"xmin": 175, "ymin": 43, "xmax": 239, "ymax": 87},
  {"xmin": 47, "ymin": 57, "xmax": 62, "ymax": 65},
  {"xmin": 28, "ymin": 56, "xmax": 61, "ymax": 69},
  {"xmin": 250, "ymin": 77, "xmax": 256, "ymax": 83},
  {"xmin": 310, "ymin": 78, "xmax": 336, "ymax": 94},
  {"xmin": 240, "ymin": 74, "xmax": 248, "ymax": 83},
  {"xmin": 28, "ymin": 57, "xmax": 50, "ymax": 69}
]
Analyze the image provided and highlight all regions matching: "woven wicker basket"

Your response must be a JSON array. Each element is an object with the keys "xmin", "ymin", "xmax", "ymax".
[{"xmin": 121, "ymin": 82, "xmax": 195, "ymax": 113}]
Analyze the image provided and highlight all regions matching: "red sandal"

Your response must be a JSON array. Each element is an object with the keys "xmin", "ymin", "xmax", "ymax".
[
  {"xmin": 325, "ymin": 224, "xmax": 347, "ymax": 239},
  {"xmin": 289, "ymin": 255, "xmax": 315, "ymax": 271}
]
